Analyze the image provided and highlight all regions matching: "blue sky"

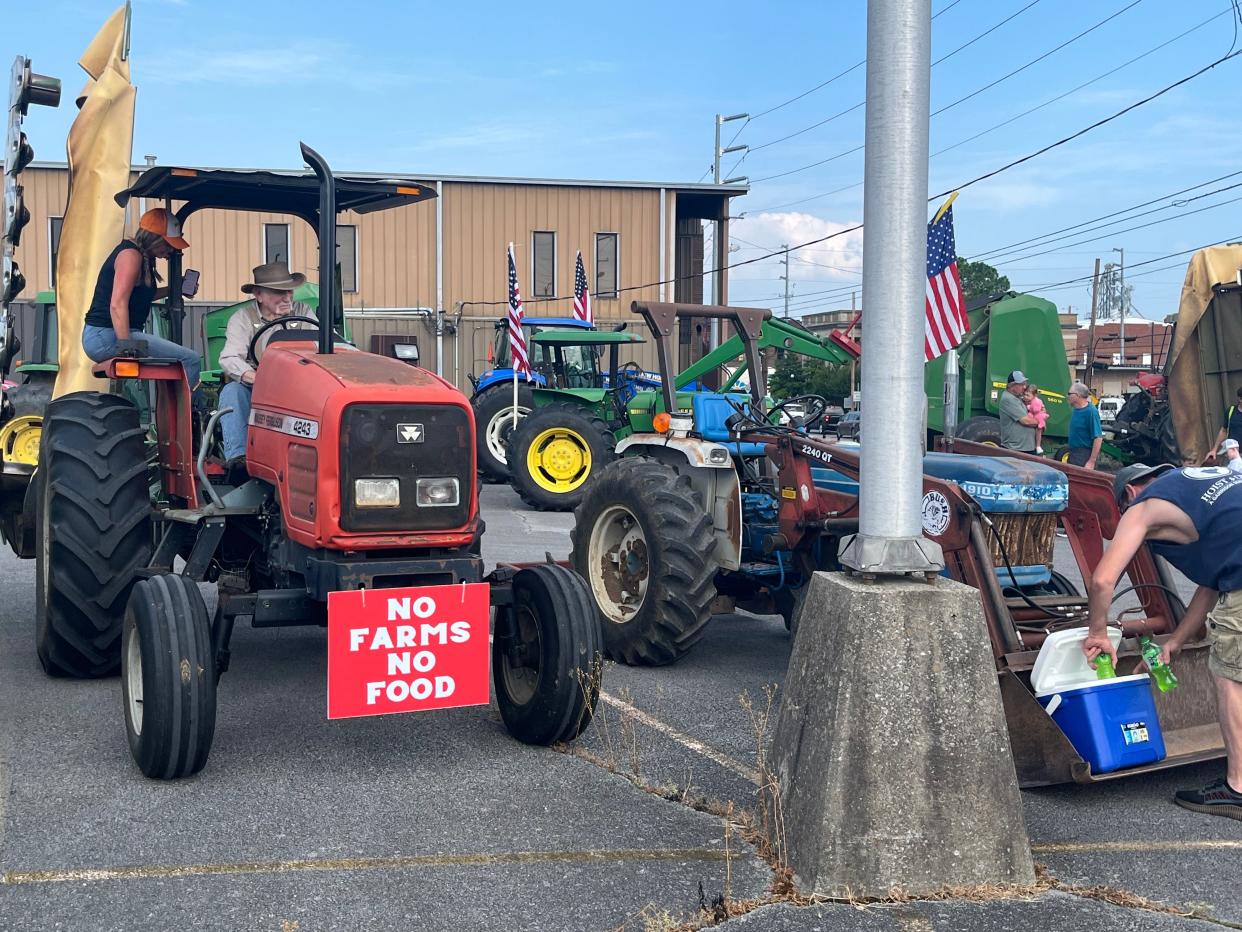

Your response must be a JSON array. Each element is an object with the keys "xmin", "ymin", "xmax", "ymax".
[{"xmin": 9, "ymin": 0, "xmax": 1242, "ymax": 321}]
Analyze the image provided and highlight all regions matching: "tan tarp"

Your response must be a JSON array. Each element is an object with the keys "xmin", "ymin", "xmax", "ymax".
[
  {"xmin": 1167, "ymin": 244, "xmax": 1242, "ymax": 464},
  {"xmin": 53, "ymin": 4, "xmax": 135, "ymax": 398}
]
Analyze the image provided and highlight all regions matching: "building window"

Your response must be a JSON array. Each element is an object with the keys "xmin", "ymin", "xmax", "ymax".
[
  {"xmin": 337, "ymin": 224, "xmax": 358, "ymax": 293},
  {"xmin": 532, "ymin": 231, "xmax": 556, "ymax": 298},
  {"xmin": 49, "ymin": 216, "xmax": 63, "ymax": 286},
  {"xmin": 595, "ymin": 232, "xmax": 618, "ymax": 298},
  {"xmin": 1141, "ymin": 353, "xmax": 1152, "ymax": 366},
  {"xmin": 264, "ymin": 223, "xmax": 290, "ymax": 264}
]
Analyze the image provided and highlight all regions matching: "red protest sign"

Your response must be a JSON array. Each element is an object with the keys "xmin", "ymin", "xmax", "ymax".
[{"xmin": 326, "ymin": 583, "xmax": 491, "ymax": 720}]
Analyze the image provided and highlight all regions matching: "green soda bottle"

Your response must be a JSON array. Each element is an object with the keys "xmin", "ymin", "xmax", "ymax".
[
  {"xmin": 1139, "ymin": 635, "xmax": 1179, "ymax": 692},
  {"xmin": 1093, "ymin": 654, "xmax": 1117, "ymax": 679}
]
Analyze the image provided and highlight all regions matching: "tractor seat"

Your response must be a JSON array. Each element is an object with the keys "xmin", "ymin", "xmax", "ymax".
[{"xmin": 691, "ymin": 393, "xmax": 767, "ymax": 457}]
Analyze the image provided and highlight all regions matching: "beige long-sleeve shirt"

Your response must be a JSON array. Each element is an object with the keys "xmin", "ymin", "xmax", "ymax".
[{"xmin": 218, "ymin": 300, "xmax": 317, "ymax": 381}]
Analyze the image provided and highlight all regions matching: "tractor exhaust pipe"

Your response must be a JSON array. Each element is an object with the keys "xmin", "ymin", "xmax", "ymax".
[{"xmin": 300, "ymin": 142, "xmax": 336, "ymax": 356}]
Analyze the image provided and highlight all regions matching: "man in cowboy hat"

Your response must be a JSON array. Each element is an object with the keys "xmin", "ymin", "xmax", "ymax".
[{"xmin": 218, "ymin": 261, "xmax": 317, "ymax": 476}]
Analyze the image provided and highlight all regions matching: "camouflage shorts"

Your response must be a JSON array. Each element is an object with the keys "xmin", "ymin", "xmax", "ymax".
[{"xmin": 1207, "ymin": 590, "xmax": 1242, "ymax": 683}]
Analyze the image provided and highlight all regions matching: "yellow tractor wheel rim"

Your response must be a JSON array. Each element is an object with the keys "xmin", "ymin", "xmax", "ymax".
[
  {"xmin": 527, "ymin": 426, "xmax": 592, "ymax": 493},
  {"xmin": 0, "ymin": 415, "xmax": 42, "ymax": 466}
]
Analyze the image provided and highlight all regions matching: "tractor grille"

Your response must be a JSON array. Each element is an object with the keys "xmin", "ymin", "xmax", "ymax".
[
  {"xmin": 987, "ymin": 512, "xmax": 1057, "ymax": 569},
  {"xmin": 340, "ymin": 403, "xmax": 472, "ymax": 533}
]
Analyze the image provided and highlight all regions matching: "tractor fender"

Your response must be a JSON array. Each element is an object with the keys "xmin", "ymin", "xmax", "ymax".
[{"xmin": 615, "ymin": 437, "xmax": 741, "ymax": 571}]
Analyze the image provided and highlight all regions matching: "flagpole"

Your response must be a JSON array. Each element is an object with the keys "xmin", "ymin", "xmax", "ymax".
[
  {"xmin": 931, "ymin": 191, "xmax": 958, "ymax": 225},
  {"xmin": 510, "ymin": 242, "xmax": 520, "ymax": 430}
]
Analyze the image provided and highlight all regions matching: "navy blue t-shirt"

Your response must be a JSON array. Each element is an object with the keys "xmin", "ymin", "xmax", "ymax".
[{"xmin": 1135, "ymin": 466, "xmax": 1242, "ymax": 592}]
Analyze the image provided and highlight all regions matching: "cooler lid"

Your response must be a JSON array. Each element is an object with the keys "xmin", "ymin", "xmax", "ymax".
[
  {"xmin": 1030, "ymin": 627, "xmax": 1122, "ymax": 695},
  {"xmin": 1035, "ymin": 672, "xmax": 1149, "ymax": 699}
]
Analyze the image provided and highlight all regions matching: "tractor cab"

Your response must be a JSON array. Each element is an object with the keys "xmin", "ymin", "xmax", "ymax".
[{"xmin": 35, "ymin": 144, "xmax": 601, "ymax": 780}]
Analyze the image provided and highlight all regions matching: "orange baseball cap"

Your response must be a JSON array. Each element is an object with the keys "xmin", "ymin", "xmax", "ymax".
[{"xmin": 138, "ymin": 207, "xmax": 189, "ymax": 250}]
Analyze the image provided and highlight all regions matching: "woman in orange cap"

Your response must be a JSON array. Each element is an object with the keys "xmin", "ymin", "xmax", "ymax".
[{"xmin": 82, "ymin": 207, "xmax": 203, "ymax": 391}]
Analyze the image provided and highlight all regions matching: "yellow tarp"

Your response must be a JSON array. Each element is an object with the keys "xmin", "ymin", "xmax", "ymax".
[
  {"xmin": 1167, "ymin": 244, "xmax": 1242, "ymax": 463},
  {"xmin": 53, "ymin": 4, "xmax": 135, "ymax": 398}
]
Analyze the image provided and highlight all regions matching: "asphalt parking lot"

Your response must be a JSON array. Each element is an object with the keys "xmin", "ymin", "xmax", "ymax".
[{"xmin": 0, "ymin": 484, "xmax": 1238, "ymax": 931}]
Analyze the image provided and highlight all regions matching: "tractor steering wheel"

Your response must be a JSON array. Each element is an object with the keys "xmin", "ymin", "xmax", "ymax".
[
  {"xmin": 246, "ymin": 315, "xmax": 320, "ymax": 366},
  {"xmin": 769, "ymin": 394, "xmax": 828, "ymax": 428},
  {"xmin": 617, "ymin": 360, "xmax": 645, "ymax": 381}
]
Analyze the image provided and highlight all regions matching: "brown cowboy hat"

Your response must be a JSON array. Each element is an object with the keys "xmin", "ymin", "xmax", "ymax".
[{"xmin": 241, "ymin": 260, "xmax": 307, "ymax": 293}]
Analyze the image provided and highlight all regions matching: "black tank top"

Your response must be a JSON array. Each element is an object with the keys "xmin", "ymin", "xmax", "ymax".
[{"xmin": 84, "ymin": 240, "xmax": 158, "ymax": 330}]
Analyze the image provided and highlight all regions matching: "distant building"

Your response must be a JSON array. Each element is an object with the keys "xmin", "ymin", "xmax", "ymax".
[{"xmin": 1071, "ymin": 319, "xmax": 1172, "ymax": 397}]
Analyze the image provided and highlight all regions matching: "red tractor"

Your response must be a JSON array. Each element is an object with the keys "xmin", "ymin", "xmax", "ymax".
[{"xmin": 35, "ymin": 145, "xmax": 600, "ymax": 778}]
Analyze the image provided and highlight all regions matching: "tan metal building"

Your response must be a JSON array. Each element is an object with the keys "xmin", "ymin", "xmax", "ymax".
[{"xmin": 10, "ymin": 163, "xmax": 745, "ymax": 390}]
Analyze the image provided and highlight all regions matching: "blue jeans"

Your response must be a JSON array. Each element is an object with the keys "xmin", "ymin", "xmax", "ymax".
[
  {"xmin": 82, "ymin": 324, "xmax": 203, "ymax": 391},
  {"xmin": 219, "ymin": 380, "xmax": 252, "ymax": 461}
]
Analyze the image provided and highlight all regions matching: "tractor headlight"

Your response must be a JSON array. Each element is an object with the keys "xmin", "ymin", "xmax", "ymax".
[
  {"xmin": 707, "ymin": 447, "xmax": 729, "ymax": 465},
  {"xmin": 354, "ymin": 477, "xmax": 401, "ymax": 508},
  {"xmin": 416, "ymin": 477, "xmax": 460, "ymax": 507}
]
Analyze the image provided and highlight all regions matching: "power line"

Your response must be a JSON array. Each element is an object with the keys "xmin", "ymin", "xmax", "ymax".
[
  {"xmin": 744, "ymin": 4, "xmax": 1214, "ymax": 214},
  {"xmin": 930, "ymin": 8, "xmax": 1227, "ymax": 159},
  {"xmin": 744, "ymin": 0, "xmax": 976, "ymax": 123},
  {"xmin": 930, "ymin": 0, "xmax": 1143, "ymax": 119},
  {"xmin": 969, "ymin": 168, "xmax": 1242, "ymax": 261},
  {"xmin": 1016, "ymin": 236, "xmax": 1242, "ymax": 292},
  {"xmin": 749, "ymin": 1, "xmax": 1140, "ymax": 181},
  {"xmin": 928, "ymin": 46, "xmax": 1242, "ymax": 202}
]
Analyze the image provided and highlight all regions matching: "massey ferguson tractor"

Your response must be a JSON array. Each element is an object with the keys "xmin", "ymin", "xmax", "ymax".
[{"xmin": 35, "ymin": 145, "xmax": 600, "ymax": 778}]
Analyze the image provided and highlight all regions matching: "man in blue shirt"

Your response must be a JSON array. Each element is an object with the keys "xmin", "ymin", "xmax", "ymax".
[
  {"xmin": 1065, "ymin": 381, "xmax": 1102, "ymax": 469},
  {"xmin": 1084, "ymin": 463, "xmax": 1242, "ymax": 819}
]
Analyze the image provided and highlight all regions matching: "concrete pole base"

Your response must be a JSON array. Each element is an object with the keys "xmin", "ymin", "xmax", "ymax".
[{"xmin": 768, "ymin": 571, "xmax": 1034, "ymax": 897}]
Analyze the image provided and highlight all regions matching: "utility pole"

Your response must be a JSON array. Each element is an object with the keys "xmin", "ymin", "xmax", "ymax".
[
  {"xmin": 1113, "ymin": 247, "xmax": 1126, "ymax": 367},
  {"xmin": 712, "ymin": 112, "xmax": 748, "ymax": 346},
  {"xmin": 769, "ymin": 0, "xmax": 1033, "ymax": 899},
  {"xmin": 1086, "ymin": 258, "xmax": 1101, "ymax": 394},
  {"xmin": 780, "ymin": 245, "xmax": 791, "ymax": 317}
]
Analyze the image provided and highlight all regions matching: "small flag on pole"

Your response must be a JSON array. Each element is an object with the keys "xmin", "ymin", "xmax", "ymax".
[
  {"xmin": 924, "ymin": 199, "xmax": 969, "ymax": 362},
  {"xmin": 507, "ymin": 243, "xmax": 530, "ymax": 377},
  {"xmin": 573, "ymin": 250, "xmax": 592, "ymax": 324}
]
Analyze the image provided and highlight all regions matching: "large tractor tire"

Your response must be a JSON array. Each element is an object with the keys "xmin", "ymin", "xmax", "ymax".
[
  {"xmin": 956, "ymin": 415, "xmax": 1004, "ymax": 447},
  {"xmin": 122, "ymin": 573, "xmax": 217, "ymax": 779},
  {"xmin": 493, "ymin": 563, "xmax": 602, "ymax": 745},
  {"xmin": 473, "ymin": 384, "xmax": 533, "ymax": 483},
  {"xmin": 571, "ymin": 457, "xmax": 716, "ymax": 665},
  {"xmin": 506, "ymin": 403, "xmax": 616, "ymax": 512},
  {"xmin": 36, "ymin": 392, "xmax": 152, "ymax": 678}
]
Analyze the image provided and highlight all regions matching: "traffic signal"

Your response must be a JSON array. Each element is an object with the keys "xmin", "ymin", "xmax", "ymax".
[
  {"xmin": 1, "ymin": 57, "xmax": 59, "ymax": 377},
  {"xmin": 3, "ymin": 57, "xmax": 60, "ymax": 289}
]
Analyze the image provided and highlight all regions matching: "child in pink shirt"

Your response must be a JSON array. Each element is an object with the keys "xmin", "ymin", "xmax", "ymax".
[{"xmin": 1025, "ymin": 383, "xmax": 1048, "ymax": 454}]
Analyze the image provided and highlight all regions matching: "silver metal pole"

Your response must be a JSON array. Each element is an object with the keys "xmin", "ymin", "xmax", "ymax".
[
  {"xmin": 839, "ymin": 0, "xmax": 943, "ymax": 575},
  {"xmin": 782, "ymin": 245, "xmax": 790, "ymax": 318},
  {"xmin": 943, "ymin": 349, "xmax": 959, "ymax": 442},
  {"xmin": 435, "ymin": 180, "xmax": 444, "ymax": 377},
  {"xmin": 1116, "ymin": 247, "xmax": 1126, "ymax": 365}
]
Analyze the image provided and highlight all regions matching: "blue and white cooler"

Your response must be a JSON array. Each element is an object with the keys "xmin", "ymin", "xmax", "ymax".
[{"xmin": 1032, "ymin": 628, "xmax": 1167, "ymax": 774}]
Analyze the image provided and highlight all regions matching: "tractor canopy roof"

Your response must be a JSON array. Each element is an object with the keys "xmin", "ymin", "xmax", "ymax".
[
  {"xmin": 115, "ymin": 166, "xmax": 436, "ymax": 227},
  {"xmin": 529, "ymin": 330, "xmax": 644, "ymax": 345}
]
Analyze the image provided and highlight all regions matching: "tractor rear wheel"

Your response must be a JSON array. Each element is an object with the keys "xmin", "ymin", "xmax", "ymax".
[
  {"xmin": 473, "ymin": 384, "xmax": 533, "ymax": 483},
  {"xmin": 956, "ymin": 415, "xmax": 1004, "ymax": 446},
  {"xmin": 493, "ymin": 564, "xmax": 601, "ymax": 745},
  {"xmin": 506, "ymin": 403, "xmax": 616, "ymax": 511},
  {"xmin": 122, "ymin": 574, "xmax": 217, "ymax": 779},
  {"xmin": 36, "ymin": 392, "xmax": 152, "ymax": 678},
  {"xmin": 571, "ymin": 457, "xmax": 716, "ymax": 665}
]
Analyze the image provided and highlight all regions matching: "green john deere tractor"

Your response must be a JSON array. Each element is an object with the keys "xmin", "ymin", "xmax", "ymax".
[{"xmin": 505, "ymin": 313, "xmax": 859, "ymax": 511}]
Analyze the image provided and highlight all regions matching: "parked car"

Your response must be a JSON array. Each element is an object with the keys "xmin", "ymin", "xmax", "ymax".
[
  {"xmin": 836, "ymin": 409, "xmax": 861, "ymax": 440},
  {"xmin": 1097, "ymin": 396, "xmax": 1124, "ymax": 424}
]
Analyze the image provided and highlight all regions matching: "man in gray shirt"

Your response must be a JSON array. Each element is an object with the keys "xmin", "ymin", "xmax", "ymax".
[{"xmin": 999, "ymin": 369, "xmax": 1038, "ymax": 452}]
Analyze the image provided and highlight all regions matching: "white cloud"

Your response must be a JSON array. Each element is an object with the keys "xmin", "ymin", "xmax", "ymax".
[{"xmin": 730, "ymin": 212, "xmax": 863, "ymax": 285}]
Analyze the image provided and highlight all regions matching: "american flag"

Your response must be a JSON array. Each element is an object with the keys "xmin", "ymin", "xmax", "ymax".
[
  {"xmin": 507, "ymin": 244, "xmax": 530, "ymax": 377},
  {"xmin": 924, "ymin": 204, "xmax": 969, "ymax": 362},
  {"xmin": 573, "ymin": 250, "xmax": 592, "ymax": 324}
]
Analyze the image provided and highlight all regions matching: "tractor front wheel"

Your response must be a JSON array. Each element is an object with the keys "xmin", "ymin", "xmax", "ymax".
[
  {"xmin": 506, "ymin": 404, "xmax": 616, "ymax": 511},
  {"xmin": 122, "ymin": 574, "xmax": 217, "ymax": 779},
  {"xmin": 473, "ymin": 384, "xmax": 533, "ymax": 483},
  {"xmin": 571, "ymin": 457, "xmax": 716, "ymax": 665},
  {"xmin": 36, "ymin": 392, "xmax": 152, "ymax": 678},
  {"xmin": 493, "ymin": 564, "xmax": 601, "ymax": 745}
]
